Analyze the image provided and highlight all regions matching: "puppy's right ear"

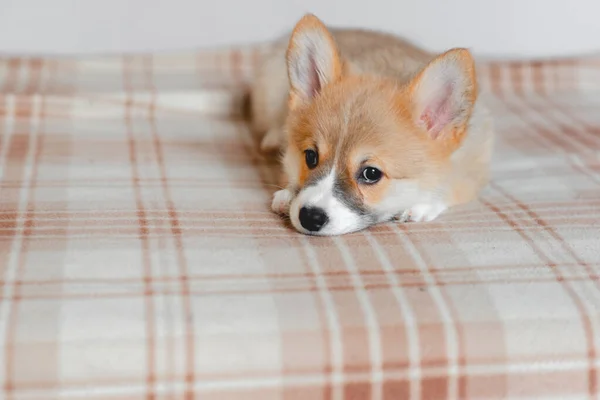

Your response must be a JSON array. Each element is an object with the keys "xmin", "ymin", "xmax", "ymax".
[
  {"xmin": 286, "ymin": 14, "xmax": 343, "ymax": 110},
  {"xmin": 407, "ymin": 48, "xmax": 477, "ymax": 146}
]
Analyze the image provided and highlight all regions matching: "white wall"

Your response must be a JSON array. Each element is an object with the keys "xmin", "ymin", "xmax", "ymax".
[{"xmin": 0, "ymin": 0, "xmax": 598, "ymax": 58}]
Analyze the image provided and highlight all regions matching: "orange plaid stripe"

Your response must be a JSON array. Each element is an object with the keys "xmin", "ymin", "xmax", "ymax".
[{"xmin": 0, "ymin": 46, "xmax": 599, "ymax": 400}]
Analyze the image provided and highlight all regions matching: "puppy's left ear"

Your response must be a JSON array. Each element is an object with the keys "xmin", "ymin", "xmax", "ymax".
[
  {"xmin": 286, "ymin": 14, "xmax": 344, "ymax": 110},
  {"xmin": 408, "ymin": 48, "xmax": 477, "ymax": 145}
]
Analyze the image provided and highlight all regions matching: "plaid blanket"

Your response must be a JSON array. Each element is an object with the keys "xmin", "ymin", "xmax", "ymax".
[{"xmin": 0, "ymin": 47, "xmax": 599, "ymax": 400}]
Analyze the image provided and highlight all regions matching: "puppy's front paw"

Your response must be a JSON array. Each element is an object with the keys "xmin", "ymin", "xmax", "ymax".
[
  {"xmin": 271, "ymin": 189, "xmax": 293, "ymax": 215},
  {"xmin": 400, "ymin": 202, "xmax": 447, "ymax": 223}
]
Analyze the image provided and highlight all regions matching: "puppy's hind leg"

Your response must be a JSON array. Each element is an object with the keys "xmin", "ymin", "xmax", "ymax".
[
  {"xmin": 260, "ymin": 125, "xmax": 285, "ymax": 153},
  {"xmin": 249, "ymin": 41, "xmax": 290, "ymax": 153}
]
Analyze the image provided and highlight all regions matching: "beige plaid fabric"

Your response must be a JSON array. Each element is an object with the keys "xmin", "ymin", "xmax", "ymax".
[{"xmin": 0, "ymin": 46, "xmax": 599, "ymax": 400}]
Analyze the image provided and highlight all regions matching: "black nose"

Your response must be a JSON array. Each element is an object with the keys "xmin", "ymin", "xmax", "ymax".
[{"xmin": 299, "ymin": 206, "xmax": 329, "ymax": 232}]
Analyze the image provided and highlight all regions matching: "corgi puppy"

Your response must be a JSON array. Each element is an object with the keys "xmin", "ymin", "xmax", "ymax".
[{"xmin": 250, "ymin": 14, "xmax": 494, "ymax": 236}]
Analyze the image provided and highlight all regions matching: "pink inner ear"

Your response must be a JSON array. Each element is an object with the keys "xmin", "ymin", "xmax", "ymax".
[
  {"xmin": 290, "ymin": 47, "xmax": 322, "ymax": 100},
  {"xmin": 307, "ymin": 50, "xmax": 321, "ymax": 99},
  {"xmin": 419, "ymin": 83, "xmax": 455, "ymax": 140}
]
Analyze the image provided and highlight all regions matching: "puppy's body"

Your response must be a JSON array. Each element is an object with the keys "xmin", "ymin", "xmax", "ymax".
[{"xmin": 251, "ymin": 15, "xmax": 494, "ymax": 236}]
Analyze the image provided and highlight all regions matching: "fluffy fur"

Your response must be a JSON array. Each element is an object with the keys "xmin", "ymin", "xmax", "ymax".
[{"xmin": 250, "ymin": 14, "xmax": 494, "ymax": 236}]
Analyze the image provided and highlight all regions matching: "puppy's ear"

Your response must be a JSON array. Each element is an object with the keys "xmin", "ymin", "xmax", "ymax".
[
  {"xmin": 286, "ymin": 14, "xmax": 344, "ymax": 110},
  {"xmin": 408, "ymin": 48, "xmax": 477, "ymax": 145}
]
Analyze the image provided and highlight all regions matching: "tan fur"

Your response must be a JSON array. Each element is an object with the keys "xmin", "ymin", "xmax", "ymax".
[{"xmin": 254, "ymin": 14, "xmax": 494, "ymax": 235}]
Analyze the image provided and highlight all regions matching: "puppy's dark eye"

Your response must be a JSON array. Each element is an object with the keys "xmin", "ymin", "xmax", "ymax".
[
  {"xmin": 305, "ymin": 149, "xmax": 318, "ymax": 169},
  {"xmin": 360, "ymin": 167, "xmax": 382, "ymax": 184}
]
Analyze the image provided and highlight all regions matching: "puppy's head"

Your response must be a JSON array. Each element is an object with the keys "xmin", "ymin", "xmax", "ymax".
[{"xmin": 282, "ymin": 14, "xmax": 478, "ymax": 235}]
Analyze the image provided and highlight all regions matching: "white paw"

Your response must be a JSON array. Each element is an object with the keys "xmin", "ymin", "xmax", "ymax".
[
  {"xmin": 400, "ymin": 202, "xmax": 447, "ymax": 223},
  {"xmin": 271, "ymin": 189, "xmax": 293, "ymax": 215},
  {"xmin": 260, "ymin": 127, "xmax": 282, "ymax": 153}
]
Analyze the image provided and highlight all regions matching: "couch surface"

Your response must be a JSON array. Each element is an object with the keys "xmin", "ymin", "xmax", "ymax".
[{"xmin": 0, "ymin": 48, "xmax": 599, "ymax": 399}]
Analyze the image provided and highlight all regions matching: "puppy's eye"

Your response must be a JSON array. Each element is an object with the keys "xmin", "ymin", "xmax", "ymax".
[
  {"xmin": 304, "ymin": 149, "xmax": 318, "ymax": 169},
  {"xmin": 360, "ymin": 167, "xmax": 382, "ymax": 184}
]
